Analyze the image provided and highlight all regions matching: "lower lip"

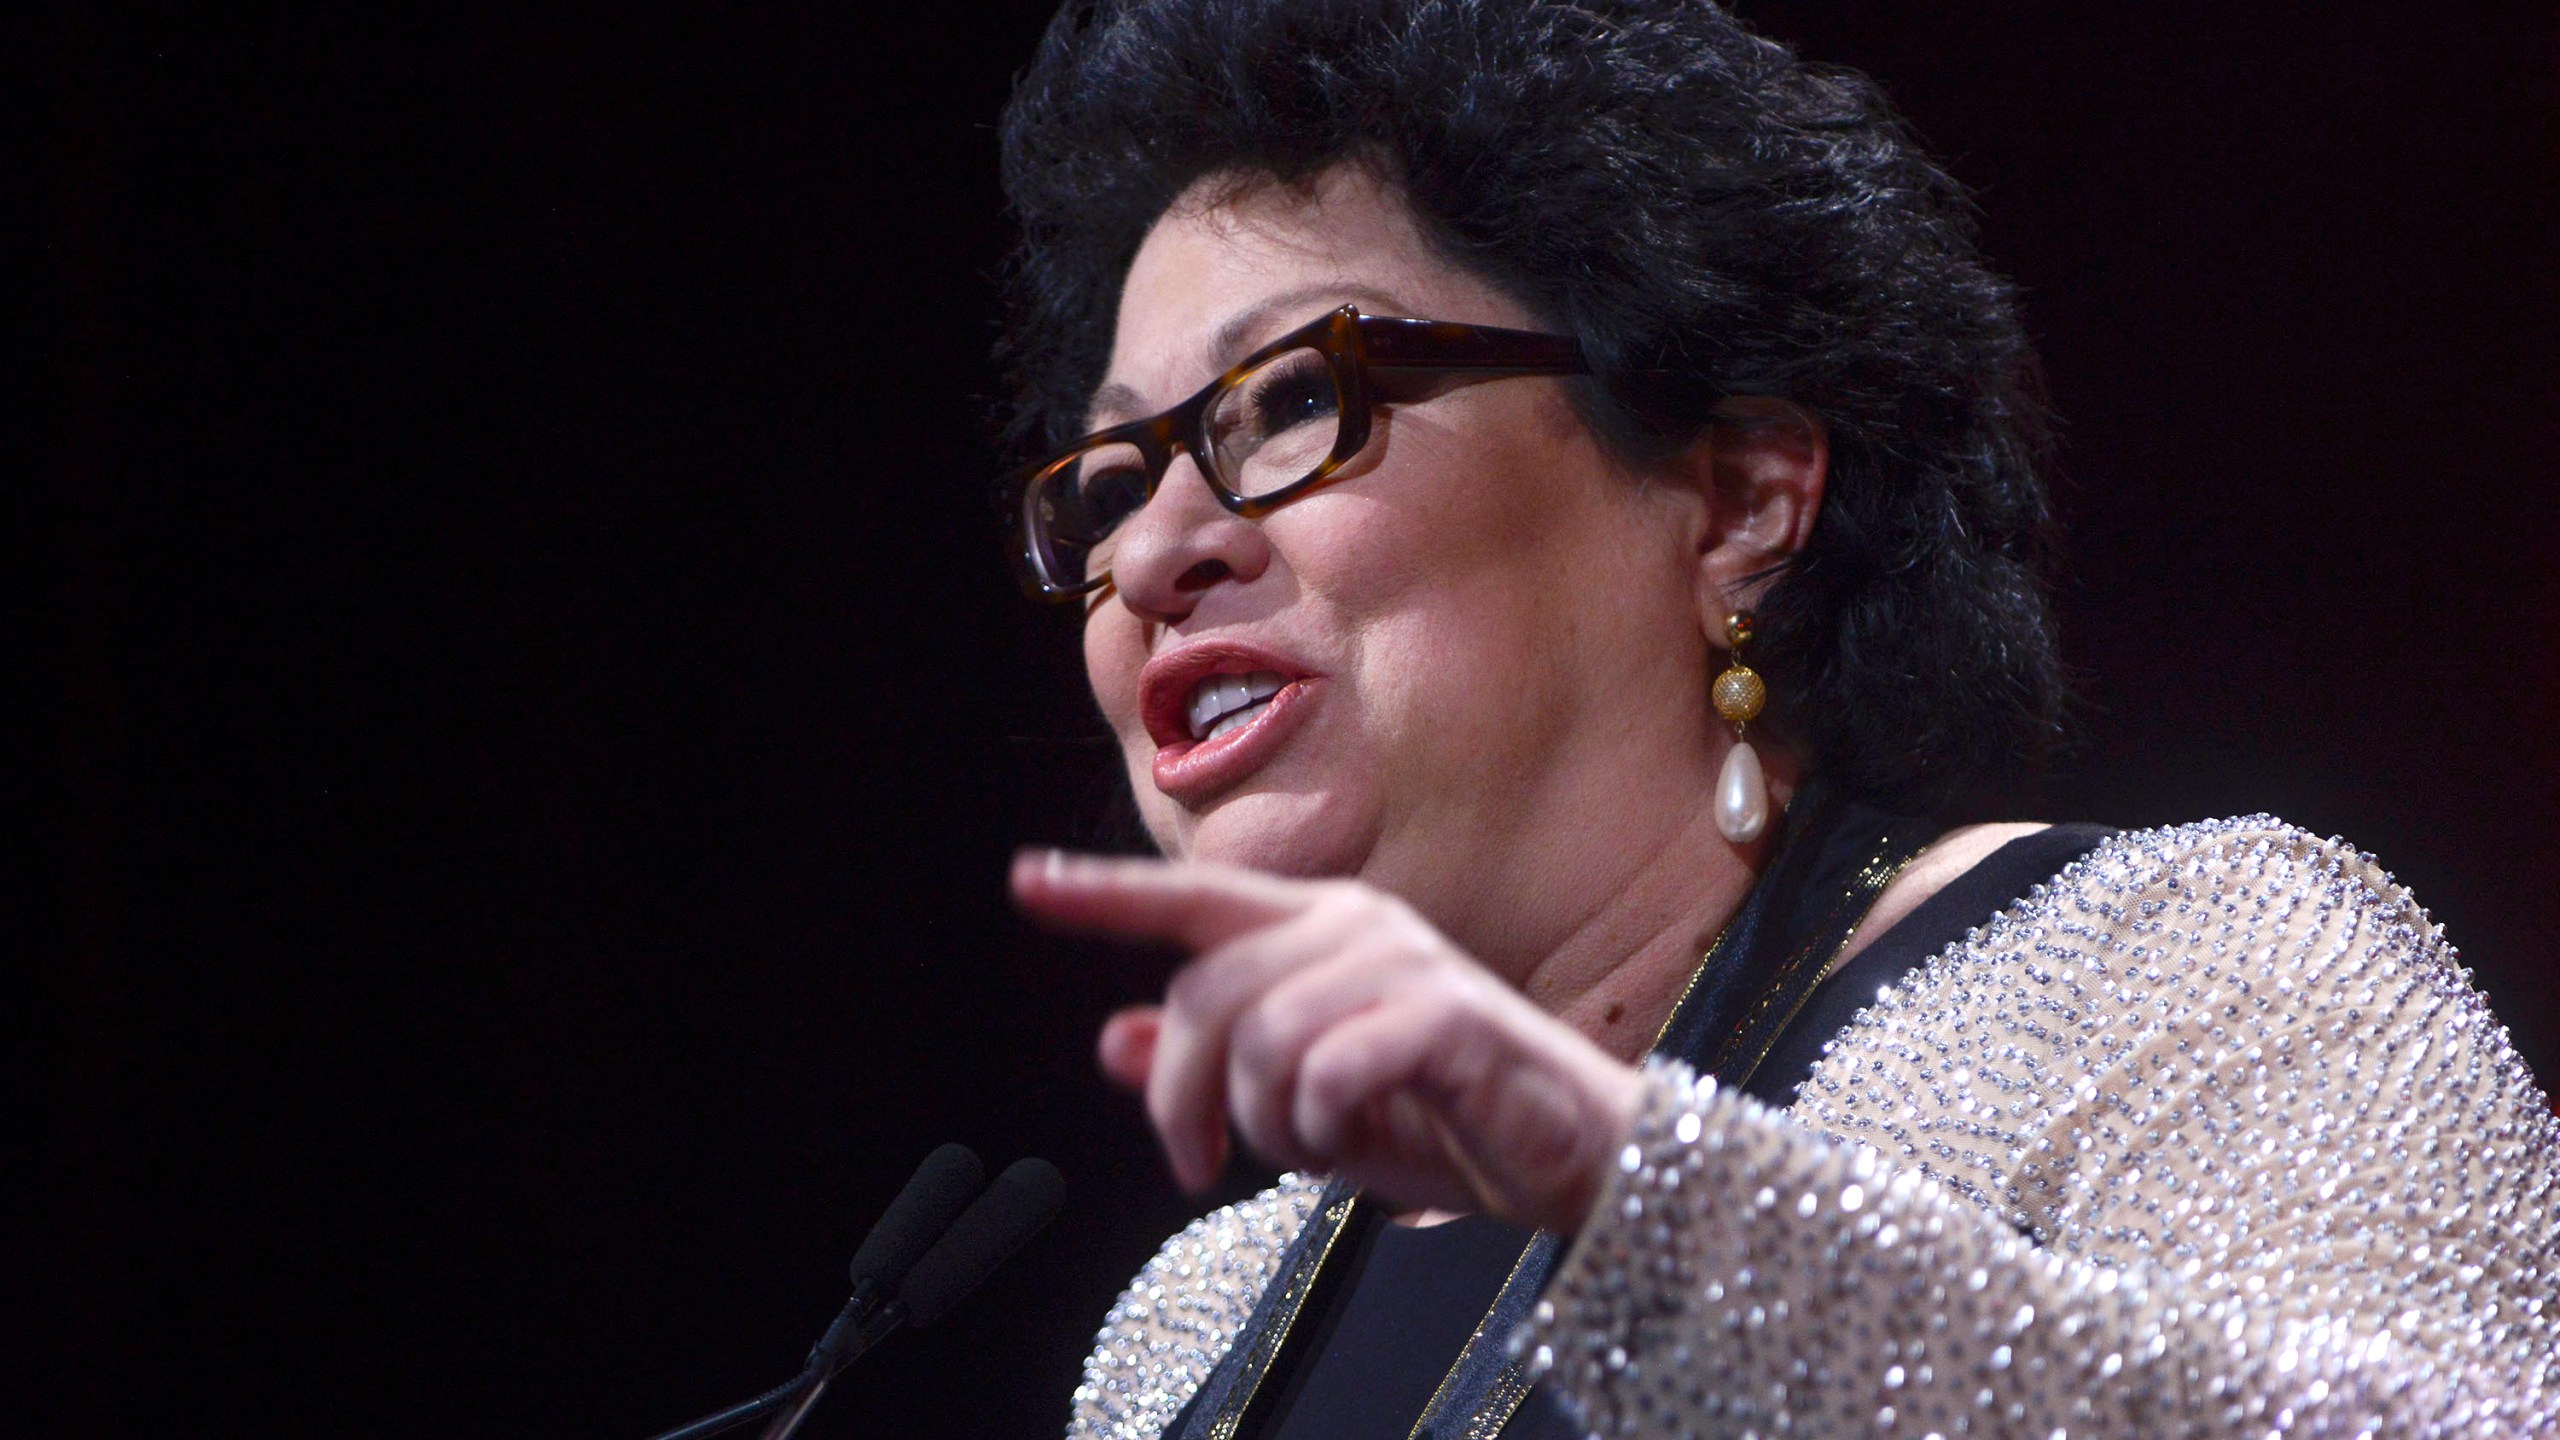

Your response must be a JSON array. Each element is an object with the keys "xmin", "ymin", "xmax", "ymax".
[{"xmin": 1151, "ymin": 678, "xmax": 1320, "ymax": 804}]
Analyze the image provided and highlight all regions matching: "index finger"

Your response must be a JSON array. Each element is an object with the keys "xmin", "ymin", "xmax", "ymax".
[{"xmin": 1010, "ymin": 849, "xmax": 1318, "ymax": 952}]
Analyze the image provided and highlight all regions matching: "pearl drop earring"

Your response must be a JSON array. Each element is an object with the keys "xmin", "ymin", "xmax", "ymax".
[{"xmin": 1711, "ymin": 611, "xmax": 1772, "ymax": 844}]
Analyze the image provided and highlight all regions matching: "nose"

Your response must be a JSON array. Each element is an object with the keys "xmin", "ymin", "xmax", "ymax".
[{"xmin": 1105, "ymin": 454, "xmax": 1273, "ymax": 625}]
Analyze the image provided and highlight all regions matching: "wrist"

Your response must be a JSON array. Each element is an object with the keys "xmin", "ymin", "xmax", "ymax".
[{"xmin": 1539, "ymin": 1050, "xmax": 1647, "ymax": 1233}]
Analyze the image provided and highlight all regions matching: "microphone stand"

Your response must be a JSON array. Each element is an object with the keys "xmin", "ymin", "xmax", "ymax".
[
  {"xmin": 642, "ymin": 1150, "xmax": 1058, "ymax": 1440},
  {"xmin": 646, "ymin": 1292, "xmax": 906, "ymax": 1440},
  {"xmin": 754, "ymin": 1298, "xmax": 908, "ymax": 1440},
  {"xmin": 648, "ymin": 1379, "xmax": 800, "ymax": 1440}
]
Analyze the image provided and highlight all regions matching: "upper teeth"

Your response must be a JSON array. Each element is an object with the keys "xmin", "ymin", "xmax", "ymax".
[{"xmin": 1187, "ymin": 670, "xmax": 1288, "ymax": 741}]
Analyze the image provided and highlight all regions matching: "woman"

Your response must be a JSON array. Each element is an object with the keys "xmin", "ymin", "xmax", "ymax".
[{"xmin": 993, "ymin": 3, "xmax": 2558, "ymax": 1437}]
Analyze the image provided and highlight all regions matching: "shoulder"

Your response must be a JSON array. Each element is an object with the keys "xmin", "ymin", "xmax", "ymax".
[
  {"xmin": 2019, "ymin": 813, "xmax": 2429, "ymax": 946},
  {"xmin": 1793, "ymin": 814, "xmax": 2521, "ymax": 1224},
  {"xmin": 1541, "ymin": 816, "xmax": 2560, "ymax": 1440},
  {"xmin": 1839, "ymin": 820, "xmax": 2054, "ymax": 967},
  {"xmin": 1065, "ymin": 1174, "xmax": 1325, "ymax": 1440},
  {"xmin": 1867, "ymin": 814, "xmax": 2420, "ymax": 966},
  {"xmin": 1830, "ymin": 812, "xmax": 2441, "ymax": 1045}
]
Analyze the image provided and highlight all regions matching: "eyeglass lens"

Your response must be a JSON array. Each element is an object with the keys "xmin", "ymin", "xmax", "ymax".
[{"xmin": 1028, "ymin": 343, "xmax": 1349, "ymax": 590}]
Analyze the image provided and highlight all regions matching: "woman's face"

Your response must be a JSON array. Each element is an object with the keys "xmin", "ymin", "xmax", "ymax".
[{"xmin": 1085, "ymin": 165, "xmax": 1723, "ymax": 928}]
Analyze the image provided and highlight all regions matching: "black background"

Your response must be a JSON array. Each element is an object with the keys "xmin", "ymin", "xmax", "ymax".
[{"xmin": 33, "ymin": 4, "xmax": 2558, "ymax": 1437}]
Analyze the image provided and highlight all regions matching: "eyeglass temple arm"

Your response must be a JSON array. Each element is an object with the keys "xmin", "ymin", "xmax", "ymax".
[{"xmin": 1353, "ymin": 316, "xmax": 1586, "ymax": 372}]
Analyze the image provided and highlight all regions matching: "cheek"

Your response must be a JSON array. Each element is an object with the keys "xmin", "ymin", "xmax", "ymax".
[
  {"xmin": 1082, "ymin": 609, "xmax": 1148, "ymax": 735},
  {"xmin": 1326, "ymin": 424, "xmax": 1636, "ymax": 650},
  {"xmin": 1331, "ymin": 474, "xmax": 1679, "ymax": 756},
  {"xmin": 1360, "ymin": 582, "xmax": 1579, "ymax": 762},
  {"xmin": 1356, "ymin": 398, "xmax": 1620, "ymax": 582}
]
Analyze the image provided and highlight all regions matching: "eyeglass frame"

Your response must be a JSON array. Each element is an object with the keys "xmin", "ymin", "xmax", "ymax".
[{"xmin": 1002, "ymin": 304, "xmax": 1591, "ymax": 601}]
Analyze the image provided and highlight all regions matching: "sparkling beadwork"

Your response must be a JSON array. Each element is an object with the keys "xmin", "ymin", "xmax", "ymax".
[
  {"xmin": 1064, "ymin": 1176, "xmax": 1322, "ymax": 1439},
  {"xmin": 1065, "ymin": 819, "xmax": 2560, "ymax": 1439}
]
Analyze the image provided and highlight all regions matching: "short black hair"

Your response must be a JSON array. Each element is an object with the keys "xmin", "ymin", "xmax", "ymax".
[{"xmin": 997, "ymin": 0, "xmax": 2066, "ymax": 810}]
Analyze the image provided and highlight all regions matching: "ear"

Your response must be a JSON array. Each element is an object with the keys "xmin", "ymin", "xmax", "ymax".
[{"xmin": 1682, "ymin": 398, "xmax": 1827, "ymax": 629}]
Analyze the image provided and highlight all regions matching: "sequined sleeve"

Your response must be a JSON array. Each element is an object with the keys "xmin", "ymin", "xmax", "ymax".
[
  {"xmin": 1066, "ymin": 1174, "xmax": 1325, "ymax": 1440},
  {"xmin": 1524, "ymin": 817, "xmax": 2559, "ymax": 1438}
]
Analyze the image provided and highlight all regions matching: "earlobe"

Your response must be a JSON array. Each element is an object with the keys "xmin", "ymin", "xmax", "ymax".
[{"xmin": 1693, "ymin": 398, "xmax": 1827, "ymax": 614}]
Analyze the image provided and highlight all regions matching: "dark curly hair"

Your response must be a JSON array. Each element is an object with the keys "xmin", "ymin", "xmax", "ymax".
[{"xmin": 996, "ymin": 0, "xmax": 2066, "ymax": 810}]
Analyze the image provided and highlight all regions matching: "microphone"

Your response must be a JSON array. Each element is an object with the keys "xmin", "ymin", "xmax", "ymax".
[
  {"xmin": 897, "ymin": 1156, "xmax": 1066, "ymax": 1328},
  {"xmin": 851, "ymin": 1143, "xmax": 985, "ymax": 1300},
  {"xmin": 643, "ymin": 1145, "xmax": 1060, "ymax": 1440},
  {"xmin": 752, "ymin": 1157, "xmax": 1067, "ymax": 1440},
  {"xmin": 806, "ymin": 1142, "xmax": 984, "ymax": 1363}
]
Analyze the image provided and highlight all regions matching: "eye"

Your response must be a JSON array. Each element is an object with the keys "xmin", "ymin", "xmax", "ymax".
[
  {"xmin": 1242, "ymin": 357, "xmax": 1339, "ymax": 437},
  {"xmin": 1071, "ymin": 458, "xmax": 1151, "ymax": 537}
]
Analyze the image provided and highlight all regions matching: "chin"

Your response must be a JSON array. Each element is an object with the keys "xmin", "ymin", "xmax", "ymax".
[{"xmin": 1154, "ymin": 787, "xmax": 1376, "ymax": 879}]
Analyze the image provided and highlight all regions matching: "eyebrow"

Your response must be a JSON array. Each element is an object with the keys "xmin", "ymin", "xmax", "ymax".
[
  {"xmin": 1084, "ymin": 379, "xmax": 1149, "ymax": 432},
  {"xmin": 1081, "ymin": 282, "xmax": 1411, "ymax": 431}
]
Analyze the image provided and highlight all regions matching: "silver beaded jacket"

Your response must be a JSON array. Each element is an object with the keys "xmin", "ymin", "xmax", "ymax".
[{"xmin": 1064, "ymin": 818, "xmax": 2559, "ymax": 1439}]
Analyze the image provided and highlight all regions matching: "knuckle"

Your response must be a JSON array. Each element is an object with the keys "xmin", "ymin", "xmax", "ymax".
[
  {"xmin": 1296, "ymin": 1048, "xmax": 1348, "ymax": 1112},
  {"xmin": 1228, "ymin": 1002, "xmax": 1279, "ymax": 1076},
  {"xmin": 1299, "ymin": 1028, "xmax": 1368, "ymax": 1104},
  {"xmin": 1162, "ymin": 961, "xmax": 1212, "ymax": 1018},
  {"xmin": 1238, "ymin": 1101, "xmax": 1290, "ymax": 1165},
  {"xmin": 1227, "ymin": 1063, "xmax": 1295, "ymax": 1164},
  {"xmin": 1404, "ymin": 977, "xmax": 1463, "ymax": 1024},
  {"xmin": 1232, "ymin": 990, "xmax": 1316, "ymax": 1092},
  {"xmin": 1314, "ymin": 878, "xmax": 1384, "ymax": 922},
  {"xmin": 1346, "ymin": 940, "xmax": 1415, "ymax": 982}
]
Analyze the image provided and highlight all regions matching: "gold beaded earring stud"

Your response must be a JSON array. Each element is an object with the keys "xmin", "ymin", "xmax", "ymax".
[{"xmin": 1711, "ymin": 611, "xmax": 1771, "ymax": 843}]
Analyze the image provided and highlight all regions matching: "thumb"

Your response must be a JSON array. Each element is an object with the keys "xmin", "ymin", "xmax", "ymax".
[{"xmin": 1098, "ymin": 1006, "xmax": 1162, "ymax": 1093}]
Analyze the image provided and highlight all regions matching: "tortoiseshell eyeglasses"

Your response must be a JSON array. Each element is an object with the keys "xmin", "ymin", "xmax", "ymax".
[{"xmin": 1003, "ymin": 305, "xmax": 1588, "ymax": 601}]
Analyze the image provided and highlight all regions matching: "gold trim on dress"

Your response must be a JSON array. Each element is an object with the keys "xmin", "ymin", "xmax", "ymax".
[{"xmin": 1204, "ymin": 1187, "xmax": 1363, "ymax": 1440}]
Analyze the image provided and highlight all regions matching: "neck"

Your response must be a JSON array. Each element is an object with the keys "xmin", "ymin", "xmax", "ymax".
[
  {"xmin": 1514, "ymin": 809, "xmax": 1755, "ymax": 1063},
  {"xmin": 1433, "ymin": 758, "xmax": 1801, "ymax": 1066}
]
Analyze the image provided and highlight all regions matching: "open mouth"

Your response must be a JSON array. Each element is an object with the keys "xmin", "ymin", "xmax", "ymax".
[
  {"xmin": 1140, "ymin": 648, "xmax": 1321, "ymax": 804},
  {"xmin": 1136, "ymin": 644, "xmax": 1320, "ymax": 801},
  {"xmin": 1185, "ymin": 670, "xmax": 1289, "ymax": 743}
]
